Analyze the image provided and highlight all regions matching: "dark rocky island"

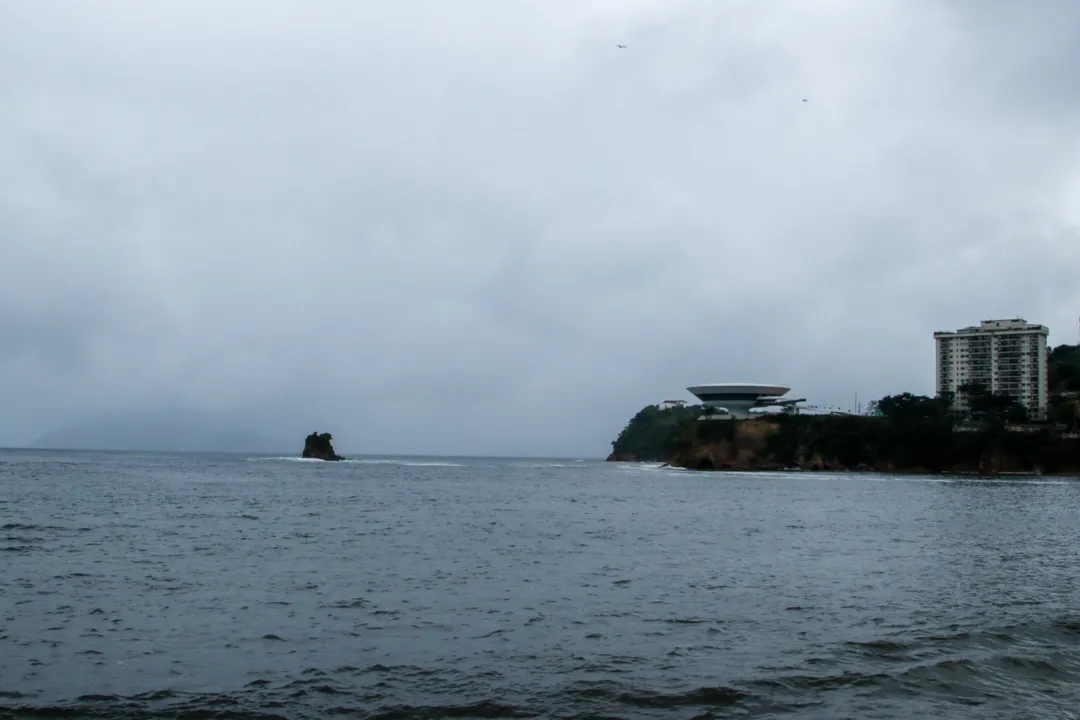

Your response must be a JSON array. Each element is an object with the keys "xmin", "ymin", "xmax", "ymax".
[{"xmin": 302, "ymin": 431, "xmax": 345, "ymax": 461}]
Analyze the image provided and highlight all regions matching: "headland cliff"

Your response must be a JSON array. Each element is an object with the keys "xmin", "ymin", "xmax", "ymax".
[{"xmin": 609, "ymin": 397, "xmax": 1080, "ymax": 476}]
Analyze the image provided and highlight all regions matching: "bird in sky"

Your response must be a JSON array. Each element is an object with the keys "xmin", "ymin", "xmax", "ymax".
[{"xmin": 617, "ymin": 44, "xmax": 626, "ymax": 48}]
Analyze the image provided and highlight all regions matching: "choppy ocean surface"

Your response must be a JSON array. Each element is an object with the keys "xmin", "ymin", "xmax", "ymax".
[{"xmin": 2, "ymin": 450, "xmax": 1080, "ymax": 719}]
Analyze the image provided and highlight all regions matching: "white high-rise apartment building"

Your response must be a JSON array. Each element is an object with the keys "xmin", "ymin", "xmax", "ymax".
[{"xmin": 934, "ymin": 319, "xmax": 1049, "ymax": 420}]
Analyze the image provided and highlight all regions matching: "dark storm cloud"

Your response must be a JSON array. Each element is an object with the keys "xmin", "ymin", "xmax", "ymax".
[{"xmin": 2, "ymin": 0, "xmax": 1079, "ymax": 455}]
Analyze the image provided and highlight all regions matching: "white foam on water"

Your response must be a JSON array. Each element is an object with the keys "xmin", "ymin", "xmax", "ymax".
[
  {"xmin": 856, "ymin": 474, "xmax": 1075, "ymax": 485},
  {"xmin": 246, "ymin": 456, "xmax": 463, "ymax": 467},
  {"xmin": 525, "ymin": 463, "xmax": 585, "ymax": 469},
  {"xmin": 354, "ymin": 459, "xmax": 464, "ymax": 468},
  {"xmin": 615, "ymin": 462, "xmax": 671, "ymax": 472}
]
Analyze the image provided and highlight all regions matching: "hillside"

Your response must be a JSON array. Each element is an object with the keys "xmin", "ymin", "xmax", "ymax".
[
  {"xmin": 665, "ymin": 414, "xmax": 1080, "ymax": 475},
  {"xmin": 608, "ymin": 403, "xmax": 706, "ymax": 461},
  {"xmin": 609, "ymin": 350, "xmax": 1080, "ymax": 474}
]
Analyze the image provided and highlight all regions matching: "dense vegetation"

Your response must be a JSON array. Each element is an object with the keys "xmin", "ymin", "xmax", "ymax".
[
  {"xmin": 609, "ymin": 403, "xmax": 706, "ymax": 461},
  {"xmin": 752, "ymin": 397, "xmax": 1079, "ymax": 473},
  {"xmin": 609, "ymin": 344, "xmax": 1080, "ymax": 473},
  {"xmin": 1048, "ymin": 344, "xmax": 1080, "ymax": 428},
  {"xmin": 1050, "ymin": 343, "xmax": 1080, "ymax": 394}
]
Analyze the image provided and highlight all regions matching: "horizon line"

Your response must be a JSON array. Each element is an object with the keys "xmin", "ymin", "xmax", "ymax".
[{"xmin": 0, "ymin": 446, "xmax": 605, "ymax": 461}]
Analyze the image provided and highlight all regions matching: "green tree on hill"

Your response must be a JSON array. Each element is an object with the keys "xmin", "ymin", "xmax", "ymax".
[
  {"xmin": 957, "ymin": 383, "xmax": 1028, "ymax": 426},
  {"xmin": 1050, "ymin": 344, "xmax": 1080, "ymax": 394},
  {"xmin": 1049, "ymin": 344, "xmax": 1080, "ymax": 429},
  {"xmin": 869, "ymin": 392, "xmax": 951, "ymax": 422},
  {"xmin": 610, "ymin": 403, "xmax": 704, "ymax": 461}
]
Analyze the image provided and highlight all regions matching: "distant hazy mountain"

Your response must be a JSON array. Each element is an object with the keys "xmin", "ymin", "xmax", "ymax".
[{"xmin": 30, "ymin": 410, "xmax": 286, "ymax": 453}]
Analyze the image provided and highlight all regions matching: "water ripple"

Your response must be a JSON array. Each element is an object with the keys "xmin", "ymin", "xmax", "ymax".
[{"xmin": 1, "ymin": 450, "xmax": 1079, "ymax": 718}]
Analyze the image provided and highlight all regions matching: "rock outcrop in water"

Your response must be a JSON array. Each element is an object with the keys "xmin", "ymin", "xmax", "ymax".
[{"xmin": 302, "ymin": 431, "xmax": 345, "ymax": 461}]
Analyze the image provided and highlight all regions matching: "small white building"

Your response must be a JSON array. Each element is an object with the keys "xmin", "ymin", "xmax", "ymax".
[
  {"xmin": 934, "ymin": 318, "xmax": 1049, "ymax": 420},
  {"xmin": 658, "ymin": 400, "xmax": 686, "ymax": 411}
]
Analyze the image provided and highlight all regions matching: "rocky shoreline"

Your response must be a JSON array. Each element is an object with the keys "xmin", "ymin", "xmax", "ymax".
[{"xmin": 609, "ymin": 414, "xmax": 1080, "ymax": 477}]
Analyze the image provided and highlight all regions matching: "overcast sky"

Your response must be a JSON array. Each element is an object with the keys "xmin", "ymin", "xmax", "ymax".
[{"xmin": 2, "ymin": 0, "xmax": 1079, "ymax": 456}]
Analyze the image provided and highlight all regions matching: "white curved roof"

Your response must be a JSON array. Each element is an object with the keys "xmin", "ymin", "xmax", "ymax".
[{"xmin": 686, "ymin": 383, "xmax": 790, "ymax": 397}]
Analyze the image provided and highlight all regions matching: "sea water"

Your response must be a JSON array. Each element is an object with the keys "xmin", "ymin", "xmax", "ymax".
[{"xmin": 2, "ymin": 449, "xmax": 1079, "ymax": 718}]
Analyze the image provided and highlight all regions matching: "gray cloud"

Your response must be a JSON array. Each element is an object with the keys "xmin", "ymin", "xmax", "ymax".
[{"xmin": 2, "ymin": 0, "xmax": 1079, "ymax": 455}]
